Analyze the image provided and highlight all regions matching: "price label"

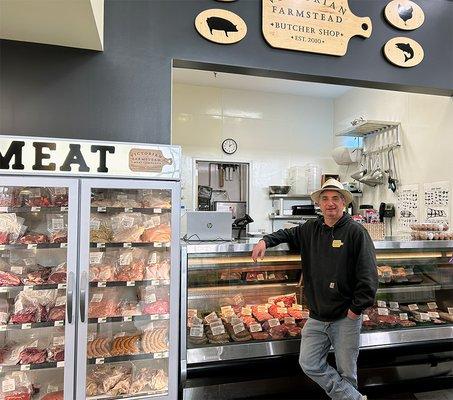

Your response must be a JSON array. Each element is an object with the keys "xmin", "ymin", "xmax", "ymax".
[
  {"xmin": 60, "ymin": 207, "xmax": 69, "ymax": 212},
  {"xmin": 268, "ymin": 318, "xmax": 280, "ymax": 327},
  {"xmin": 241, "ymin": 307, "xmax": 252, "ymax": 316},
  {"xmin": 223, "ymin": 309, "xmax": 235, "ymax": 318},
  {"xmin": 233, "ymin": 294, "xmax": 244, "ymax": 305},
  {"xmin": 428, "ymin": 312, "xmax": 440, "ymax": 318},
  {"xmin": 53, "ymin": 336, "xmax": 65, "ymax": 346},
  {"xmin": 448, "ymin": 308, "xmax": 453, "ymax": 315},
  {"xmin": 408, "ymin": 304, "xmax": 419, "ymax": 311},
  {"xmin": 211, "ymin": 324, "xmax": 226, "ymax": 336},
  {"xmin": 420, "ymin": 313, "xmax": 430, "ymax": 321},
  {"xmin": 31, "ymin": 207, "xmax": 41, "ymax": 212},
  {"xmin": 189, "ymin": 326, "xmax": 204, "ymax": 338},
  {"xmin": 52, "ymin": 219, "xmax": 64, "ymax": 230},
  {"xmin": 97, "ymin": 318, "xmax": 107, "ymax": 323},
  {"xmin": 154, "ymin": 242, "xmax": 162, "ymax": 248},
  {"xmin": 230, "ymin": 316, "xmax": 242, "ymax": 326},
  {"xmin": 2, "ymin": 379, "xmax": 15, "ymax": 392},
  {"xmin": 187, "ymin": 309, "xmax": 198, "ymax": 318},
  {"xmin": 0, "ymin": 207, "xmax": 8, "ymax": 212},
  {"xmin": 126, "ymin": 281, "xmax": 135, "ymax": 287},
  {"xmin": 91, "ymin": 294, "xmax": 103, "ymax": 303},
  {"xmin": 97, "ymin": 207, "xmax": 107, "ymax": 213},
  {"xmin": 154, "ymin": 208, "xmax": 162, "ymax": 214},
  {"xmin": 119, "ymin": 252, "xmax": 133, "ymax": 266},
  {"xmin": 189, "ymin": 316, "xmax": 203, "ymax": 327},
  {"xmin": 377, "ymin": 300, "xmax": 387, "ymax": 308},
  {"xmin": 389, "ymin": 302, "xmax": 399, "ymax": 310},
  {"xmin": 123, "ymin": 316, "xmax": 132, "ymax": 322},
  {"xmin": 399, "ymin": 313, "xmax": 408, "ymax": 321},
  {"xmin": 10, "ymin": 266, "xmax": 23, "ymax": 275},
  {"xmin": 54, "ymin": 320, "xmax": 64, "ymax": 327},
  {"xmin": 249, "ymin": 323, "xmax": 262, "ymax": 332},
  {"xmin": 221, "ymin": 306, "xmax": 233, "ymax": 315},
  {"xmin": 154, "ymin": 352, "xmax": 164, "ymax": 359},
  {"xmin": 22, "ymin": 323, "xmax": 32, "ymax": 329},
  {"xmin": 284, "ymin": 317, "xmax": 296, "ymax": 325},
  {"xmin": 55, "ymin": 296, "xmax": 66, "ymax": 307},
  {"xmin": 427, "ymin": 302, "xmax": 438, "ymax": 310},
  {"xmin": 162, "ymin": 351, "xmax": 169, "ymax": 358},
  {"xmin": 124, "ymin": 207, "xmax": 133, "ymax": 213},
  {"xmin": 268, "ymin": 273, "xmax": 276, "ymax": 280},
  {"xmin": 277, "ymin": 307, "xmax": 288, "ymax": 314},
  {"xmin": 162, "ymin": 313, "xmax": 169, "ymax": 320},
  {"xmin": 204, "ymin": 311, "xmax": 218, "ymax": 324},
  {"xmin": 150, "ymin": 314, "xmax": 159, "ymax": 320},
  {"xmin": 97, "ymin": 282, "xmax": 106, "ymax": 288},
  {"xmin": 257, "ymin": 306, "xmax": 268, "ymax": 313},
  {"xmin": 257, "ymin": 274, "xmax": 265, "ymax": 281},
  {"xmin": 27, "ymin": 244, "xmax": 38, "ymax": 250},
  {"xmin": 90, "ymin": 220, "xmax": 101, "ymax": 230},
  {"xmin": 123, "ymin": 243, "xmax": 132, "ymax": 248},
  {"xmin": 233, "ymin": 322, "xmax": 245, "ymax": 334},
  {"xmin": 0, "ymin": 312, "xmax": 8, "ymax": 324},
  {"xmin": 0, "ymin": 245, "xmax": 5, "ymax": 251},
  {"xmin": 145, "ymin": 293, "xmax": 157, "ymax": 304},
  {"xmin": 47, "ymin": 385, "xmax": 59, "ymax": 394},
  {"xmin": 20, "ymin": 364, "xmax": 31, "ymax": 371},
  {"xmin": 292, "ymin": 304, "xmax": 302, "ymax": 311},
  {"xmin": 23, "ymin": 258, "xmax": 34, "ymax": 266},
  {"xmin": 95, "ymin": 358, "xmax": 104, "ymax": 365},
  {"xmin": 96, "ymin": 243, "xmax": 105, "ymax": 248},
  {"xmin": 148, "ymin": 252, "xmax": 158, "ymax": 265},
  {"xmin": 378, "ymin": 308, "xmax": 389, "ymax": 316},
  {"xmin": 209, "ymin": 319, "xmax": 223, "ymax": 328},
  {"xmin": 57, "ymin": 361, "xmax": 65, "ymax": 368},
  {"xmin": 151, "ymin": 280, "xmax": 159, "ymax": 286},
  {"xmin": 363, "ymin": 315, "xmax": 370, "ymax": 322},
  {"xmin": 121, "ymin": 217, "xmax": 134, "ymax": 229}
]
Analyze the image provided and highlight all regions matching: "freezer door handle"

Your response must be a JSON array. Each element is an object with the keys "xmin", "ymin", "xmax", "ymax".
[
  {"xmin": 67, "ymin": 271, "xmax": 75, "ymax": 324},
  {"xmin": 80, "ymin": 271, "xmax": 88, "ymax": 323}
]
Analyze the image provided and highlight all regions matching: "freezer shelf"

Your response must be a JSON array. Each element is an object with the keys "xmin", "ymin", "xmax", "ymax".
[
  {"xmin": 87, "ymin": 389, "xmax": 167, "ymax": 400},
  {"xmin": 87, "ymin": 352, "xmax": 169, "ymax": 365},
  {"xmin": 0, "ymin": 361, "xmax": 65, "ymax": 373},
  {"xmin": 90, "ymin": 242, "xmax": 171, "ymax": 250},
  {"xmin": 91, "ymin": 207, "xmax": 170, "ymax": 214},
  {"xmin": 0, "ymin": 206, "xmax": 69, "ymax": 213},
  {"xmin": 0, "ymin": 284, "xmax": 66, "ymax": 292},
  {"xmin": 0, "ymin": 321, "xmax": 65, "ymax": 331},
  {"xmin": 88, "ymin": 315, "xmax": 169, "ymax": 325},
  {"xmin": 90, "ymin": 280, "xmax": 169, "ymax": 288},
  {"xmin": 0, "ymin": 243, "xmax": 67, "ymax": 250}
]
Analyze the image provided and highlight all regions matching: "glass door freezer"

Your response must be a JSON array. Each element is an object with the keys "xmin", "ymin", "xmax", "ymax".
[
  {"xmin": 77, "ymin": 179, "xmax": 180, "ymax": 400},
  {"xmin": 0, "ymin": 176, "xmax": 78, "ymax": 400}
]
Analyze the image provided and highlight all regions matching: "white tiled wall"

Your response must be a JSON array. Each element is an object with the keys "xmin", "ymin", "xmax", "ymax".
[
  {"xmin": 334, "ymin": 88, "xmax": 453, "ymax": 233},
  {"xmin": 172, "ymin": 83, "xmax": 338, "ymax": 233}
]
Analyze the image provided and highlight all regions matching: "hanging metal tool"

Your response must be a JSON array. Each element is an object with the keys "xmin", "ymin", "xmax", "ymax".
[{"xmin": 386, "ymin": 148, "xmax": 398, "ymax": 193}]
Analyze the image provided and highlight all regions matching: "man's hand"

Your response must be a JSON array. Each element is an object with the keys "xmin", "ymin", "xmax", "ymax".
[
  {"xmin": 347, "ymin": 309, "xmax": 360, "ymax": 320},
  {"xmin": 251, "ymin": 240, "xmax": 266, "ymax": 262}
]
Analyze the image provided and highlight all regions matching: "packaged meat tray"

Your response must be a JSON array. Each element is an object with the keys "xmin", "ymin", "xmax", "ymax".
[
  {"xmin": 1, "ymin": 372, "xmax": 34, "ymax": 400},
  {"xmin": 41, "ymin": 391, "xmax": 64, "ymax": 400},
  {"xmin": 145, "ymin": 258, "xmax": 171, "ymax": 280},
  {"xmin": 89, "ymin": 252, "xmax": 115, "ymax": 282},
  {"xmin": 225, "ymin": 321, "xmax": 252, "ymax": 342},
  {"xmin": 140, "ymin": 223, "xmax": 171, "ymax": 243},
  {"xmin": 47, "ymin": 263, "xmax": 67, "ymax": 284},
  {"xmin": 142, "ymin": 327, "xmax": 169, "ymax": 353},
  {"xmin": 0, "ymin": 270, "xmax": 22, "ymax": 287}
]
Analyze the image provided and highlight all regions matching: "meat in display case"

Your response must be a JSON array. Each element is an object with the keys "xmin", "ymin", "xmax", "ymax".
[
  {"xmin": 78, "ymin": 184, "xmax": 180, "ymax": 400},
  {"xmin": 0, "ymin": 178, "xmax": 78, "ymax": 400},
  {"xmin": 180, "ymin": 240, "xmax": 453, "ymax": 399}
]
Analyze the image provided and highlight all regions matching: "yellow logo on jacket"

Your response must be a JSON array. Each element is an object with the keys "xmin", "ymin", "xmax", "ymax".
[{"xmin": 332, "ymin": 240, "xmax": 344, "ymax": 248}]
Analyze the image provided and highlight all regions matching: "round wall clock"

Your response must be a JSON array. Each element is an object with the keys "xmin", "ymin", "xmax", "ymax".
[
  {"xmin": 385, "ymin": 0, "xmax": 425, "ymax": 31},
  {"xmin": 222, "ymin": 138, "xmax": 237, "ymax": 154}
]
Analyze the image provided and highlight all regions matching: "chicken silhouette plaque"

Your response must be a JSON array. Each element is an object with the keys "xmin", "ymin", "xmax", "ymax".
[
  {"xmin": 384, "ymin": 37, "xmax": 424, "ymax": 68},
  {"xmin": 385, "ymin": 0, "xmax": 424, "ymax": 31},
  {"xmin": 262, "ymin": 0, "xmax": 372, "ymax": 56},
  {"xmin": 195, "ymin": 9, "xmax": 247, "ymax": 44}
]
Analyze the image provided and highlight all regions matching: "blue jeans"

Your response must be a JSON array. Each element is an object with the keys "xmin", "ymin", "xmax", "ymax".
[{"xmin": 299, "ymin": 316, "xmax": 363, "ymax": 400}]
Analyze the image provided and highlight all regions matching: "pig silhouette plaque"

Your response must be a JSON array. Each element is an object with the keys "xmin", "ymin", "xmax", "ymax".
[
  {"xmin": 384, "ymin": 37, "xmax": 424, "ymax": 68},
  {"xmin": 195, "ymin": 9, "xmax": 247, "ymax": 44},
  {"xmin": 262, "ymin": 0, "xmax": 372, "ymax": 56},
  {"xmin": 384, "ymin": 0, "xmax": 424, "ymax": 31}
]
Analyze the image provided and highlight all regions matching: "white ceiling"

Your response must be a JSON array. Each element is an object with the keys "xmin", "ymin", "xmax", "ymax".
[
  {"xmin": 173, "ymin": 68, "xmax": 351, "ymax": 99},
  {"xmin": 0, "ymin": 0, "xmax": 104, "ymax": 51}
]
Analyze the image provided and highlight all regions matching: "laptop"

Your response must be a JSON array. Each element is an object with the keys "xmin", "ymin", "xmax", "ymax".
[{"xmin": 185, "ymin": 211, "xmax": 233, "ymax": 241}]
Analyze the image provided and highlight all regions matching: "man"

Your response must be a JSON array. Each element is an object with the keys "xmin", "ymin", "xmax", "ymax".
[{"xmin": 252, "ymin": 179, "xmax": 377, "ymax": 400}]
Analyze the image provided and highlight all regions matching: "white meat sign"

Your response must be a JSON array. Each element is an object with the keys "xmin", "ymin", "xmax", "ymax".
[{"xmin": 262, "ymin": 0, "xmax": 372, "ymax": 56}]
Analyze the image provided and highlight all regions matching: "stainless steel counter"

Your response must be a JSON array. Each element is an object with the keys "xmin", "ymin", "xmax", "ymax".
[{"xmin": 183, "ymin": 239, "xmax": 453, "ymax": 254}]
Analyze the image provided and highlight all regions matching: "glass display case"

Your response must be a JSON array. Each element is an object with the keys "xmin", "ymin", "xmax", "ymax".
[{"xmin": 180, "ymin": 240, "xmax": 453, "ymax": 397}]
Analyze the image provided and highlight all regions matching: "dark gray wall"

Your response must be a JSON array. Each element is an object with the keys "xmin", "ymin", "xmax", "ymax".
[{"xmin": 1, "ymin": 0, "xmax": 452, "ymax": 145}]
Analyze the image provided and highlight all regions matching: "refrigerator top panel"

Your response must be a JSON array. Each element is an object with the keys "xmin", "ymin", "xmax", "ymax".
[{"xmin": 0, "ymin": 136, "xmax": 181, "ymax": 180}]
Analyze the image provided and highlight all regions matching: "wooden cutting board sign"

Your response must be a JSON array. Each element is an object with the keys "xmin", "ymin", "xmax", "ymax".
[{"xmin": 262, "ymin": 0, "xmax": 372, "ymax": 56}]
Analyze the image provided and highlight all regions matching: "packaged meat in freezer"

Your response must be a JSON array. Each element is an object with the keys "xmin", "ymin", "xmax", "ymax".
[
  {"xmin": 48, "ymin": 187, "xmax": 68, "ymax": 207},
  {"xmin": 47, "ymin": 263, "xmax": 66, "ymax": 284},
  {"xmin": 139, "ymin": 190, "xmax": 171, "ymax": 209},
  {"xmin": 145, "ymin": 256, "xmax": 170, "ymax": 280},
  {"xmin": 140, "ymin": 224, "xmax": 171, "ymax": 243},
  {"xmin": 110, "ymin": 192, "xmax": 141, "ymax": 208},
  {"xmin": 47, "ymin": 345, "xmax": 64, "ymax": 362},
  {"xmin": 0, "ymin": 214, "xmax": 23, "ymax": 244},
  {"xmin": 114, "ymin": 249, "xmax": 145, "ymax": 281},
  {"xmin": 47, "ymin": 305, "xmax": 65, "ymax": 322},
  {"xmin": 225, "ymin": 322, "xmax": 252, "ymax": 342},
  {"xmin": 141, "ymin": 300, "xmax": 169, "ymax": 315},
  {"xmin": 142, "ymin": 327, "xmax": 169, "ymax": 353},
  {"xmin": 110, "ymin": 333, "xmax": 141, "ymax": 356},
  {"xmin": 11, "ymin": 290, "xmax": 57, "ymax": 324},
  {"xmin": 19, "ymin": 347, "xmax": 47, "ymax": 365},
  {"xmin": 24, "ymin": 266, "xmax": 52, "ymax": 285},
  {"xmin": 19, "ymin": 187, "xmax": 51, "ymax": 207},
  {"xmin": 0, "ymin": 298, "xmax": 9, "ymax": 325},
  {"xmin": 89, "ymin": 252, "xmax": 115, "ymax": 282},
  {"xmin": 1, "ymin": 372, "xmax": 34, "ymax": 400},
  {"xmin": 0, "ymin": 187, "xmax": 19, "ymax": 207},
  {"xmin": 46, "ymin": 214, "xmax": 67, "ymax": 244},
  {"xmin": 88, "ymin": 295, "xmax": 119, "ymax": 319},
  {"xmin": 86, "ymin": 364, "xmax": 132, "ymax": 397},
  {"xmin": 0, "ymin": 270, "xmax": 22, "ymax": 287},
  {"xmin": 87, "ymin": 337, "xmax": 112, "ymax": 358},
  {"xmin": 90, "ymin": 215, "xmax": 113, "ymax": 243},
  {"xmin": 111, "ymin": 213, "xmax": 144, "ymax": 243},
  {"xmin": 18, "ymin": 233, "xmax": 48, "ymax": 245}
]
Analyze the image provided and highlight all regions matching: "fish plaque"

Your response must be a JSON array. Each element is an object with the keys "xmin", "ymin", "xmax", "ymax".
[
  {"xmin": 384, "ymin": 37, "xmax": 424, "ymax": 68},
  {"xmin": 195, "ymin": 9, "xmax": 247, "ymax": 44},
  {"xmin": 262, "ymin": 0, "xmax": 372, "ymax": 56},
  {"xmin": 384, "ymin": 0, "xmax": 424, "ymax": 31}
]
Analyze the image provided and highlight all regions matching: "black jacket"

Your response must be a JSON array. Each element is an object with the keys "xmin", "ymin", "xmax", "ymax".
[{"xmin": 262, "ymin": 213, "xmax": 378, "ymax": 321}]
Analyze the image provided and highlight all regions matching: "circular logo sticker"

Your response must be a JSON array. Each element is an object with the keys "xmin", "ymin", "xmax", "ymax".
[
  {"xmin": 384, "ymin": 37, "xmax": 424, "ymax": 68},
  {"xmin": 195, "ymin": 9, "xmax": 247, "ymax": 45},
  {"xmin": 385, "ymin": 0, "xmax": 425, "ymax": 31}
]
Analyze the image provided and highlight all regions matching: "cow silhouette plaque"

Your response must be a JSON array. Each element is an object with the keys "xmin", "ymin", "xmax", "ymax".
[
  {"xmin": 262, "ymin": 0, "xmax": 372, "ymax": 56},
  {"xmin": 385, "ymin": 0, "xmax": 425, "ymax": 31},
  {"xmin": 384, "ymin": 37, "xmax": 424, "ymax": 68},
  {"xmin": 195, "ymin": 9, "xmax": 247, "ymax": 44}
]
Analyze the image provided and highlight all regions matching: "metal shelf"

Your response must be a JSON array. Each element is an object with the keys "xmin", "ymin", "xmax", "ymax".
[
  {"xmin": 90, "ymin": 279, "xmax": 170, "ymax": 288},
  {"xmin": 0, "ymin": 243, "xmax": 67, "ymax": 251},
  {"xmin": 90, "ymin": 242, "xmax": 170, "ymax": 250},
  {"xmin": 0, "ymin": 206, "xmax": 68, "ymax": 213},
  {"xmin": 336, "ymin": 120, "xmax": 400, "ymax": 138},
  {"xmin": 87, "ymin": 351, "xmax": 169, "ymax": 365},
  {"xmin": 89, "ymin": 314, "xmax": 169, "ymax": 324},
  {"xmin": 0, "ymin": 360, "xmax": 64, "ymax": 373},
  {"xmin": 91, "ymin": 206, "xmax": 170, "ymax": 214},
  {"xmin": 0, "ymin": 320, "xmax": 65, "ymax": 331},
  {"xmin": 0, "ymin": 283, "xmax": 66, "ymax": 292}
]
